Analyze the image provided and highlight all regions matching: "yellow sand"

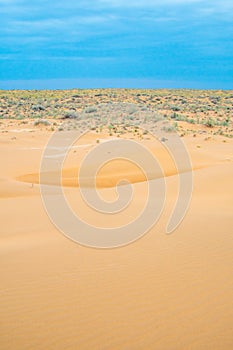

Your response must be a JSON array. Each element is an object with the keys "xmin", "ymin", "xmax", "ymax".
[{"xmin": 0, "ymin": 125, "xmax": 233, "ymax": 349}]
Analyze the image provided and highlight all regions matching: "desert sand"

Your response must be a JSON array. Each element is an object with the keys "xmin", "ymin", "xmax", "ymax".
[{"xmin": 0, "ymin": 117, "xmax": 233, "ymax": 350}]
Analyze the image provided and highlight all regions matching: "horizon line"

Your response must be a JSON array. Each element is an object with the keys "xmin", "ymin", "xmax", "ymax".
[{"xmin": 0, "ymin": 78, "xmax": 232, "ymax": 91}]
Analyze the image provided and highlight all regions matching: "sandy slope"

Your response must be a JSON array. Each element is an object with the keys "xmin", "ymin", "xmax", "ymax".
[{"xmin": 0, "ymin": 126, "xmax": 233, "ymax": 350}]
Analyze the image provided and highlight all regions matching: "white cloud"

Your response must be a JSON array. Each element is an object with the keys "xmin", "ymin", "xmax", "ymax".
[
  {"xmin": 0, "ymin": 0, "xmax": 17, "ymax": 3},
  {"xmin": 98, "ymin": 0, "xmax": 204, "ymax": 7},
  {"xmin": 3, "ymin": 14, "xmax": 117, "ymax": 36},
  {"xmin": 1, "ymin": 0, "xmax": 232, "ymax": 40}
]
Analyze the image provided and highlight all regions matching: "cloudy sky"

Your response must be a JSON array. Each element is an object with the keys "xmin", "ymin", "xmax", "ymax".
[{"xmin": 0, "ymin": 0, "xmax": 232, "ymax": 89}]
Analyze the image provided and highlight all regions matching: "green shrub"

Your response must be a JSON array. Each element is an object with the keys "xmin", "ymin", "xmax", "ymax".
[
  {"xmin": 205, "ymin": 118, "xmax": 215, "ymax": 127},
  {"xmin": 34, "ymin": 119, "xmax": 50, "ymax": 126}
]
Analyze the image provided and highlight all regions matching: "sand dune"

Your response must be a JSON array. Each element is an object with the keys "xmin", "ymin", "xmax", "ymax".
[
  {"xmin": 0, "ymin": 126, "xmax": 233, "ymax": 349},
  {"xmin": 16, "ymin": 137, "xmax": 208, "ymax": 189}
]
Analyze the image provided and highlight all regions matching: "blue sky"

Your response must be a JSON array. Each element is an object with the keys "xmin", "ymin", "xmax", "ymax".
[{"xmin": 0, "ymin": 0, "xmax": 233, "ymax": 89}]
